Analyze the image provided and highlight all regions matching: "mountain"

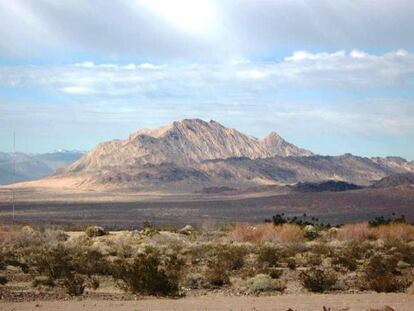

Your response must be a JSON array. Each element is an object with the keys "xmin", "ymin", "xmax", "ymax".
[
  {"xmin": 11, "ymin": 119, "xmax": 414, "ymax": 192},
  {"xmin": 68, "ymin": 119, "xmax": 312, "ymax": 173},
  {"xmin": 371, "ymin": 172, "xmax": 414, "ymax": 189},
  {"xmin": 0, "ymin": 150, "xmax": 84, "ymax": 185}
]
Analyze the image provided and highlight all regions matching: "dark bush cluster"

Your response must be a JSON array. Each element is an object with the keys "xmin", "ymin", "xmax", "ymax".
[
  {"xmin": 300, "ymin": 268, "xmax": 338, "ymax": 293},
  {"xmin": 265, "ymin": 213, "xmax": 331, "ymax": 228}
]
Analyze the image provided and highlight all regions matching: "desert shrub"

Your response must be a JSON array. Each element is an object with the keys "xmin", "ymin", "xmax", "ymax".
[
  {"xmin": 25, "ymin": 244, "xmax": 73, "ymax": 280},
  {"xmin": 257, "ymin": 245, "xmax": 280, "ymax": 267},
  {"xmin": 0, "ymin": 275, "xmax": 8, "ymax": 285},
  {"xmin": 72, "ymin": 246, "xmax": 109, "ymax": 276},
  {"xmin": 304, "ymin": 226, "xmax": 319, "ymax": 241},
  {"xmin": 63, "ymin": 273, "xmax": 86, "ymax": 296},
  {"xmin": 383, "ymin": 240, "xmax": 414, "ymax": 265},
  {"xmin": 209, "ymin": 244, "xmax": 247, "ymax": 271},
  {"xmin": 205, "ymin": 260, "xmax": 230, "ymax": 287},
  {"xmin": 86, "ymin": 276, "xmax": 100, "ymax": 290},
  {"xmin": 85, "ymin": 226, "xmax": 107, "ymax": 238},
  {"xmin": 44, "ymin": 229, "xmax": 68, "ymax": 242},
  {"xmin": 32, "ymin": 276, "xmax": 55, "ymax": 287},
  {"xmin": 300, "ymin": 268, "xmax": 338, "ymax": 292},
  {"xmin": 331, "ymin": 253, "xmax": 358, "ymax": 271},
  {"xmin": 362, "ymin": 253, "xmax": 411, "ymax": 292},
  {"xmin": 308, "ymin": 243, "xmax": 332, "ymax": 256},
  {"xmin": 184, "ymin": 273, "xmax": 209, "ymax": 289},
  {"xmin": 267, "ymin": 268, "xmax": 283, "ymax": 279},
  {"xmin": 244, "ymin": 274, "xmax": 286, "ymax": 294},
  {"xmin": 287, "ymin": 258, "xmax": 297, "ymax": 270},
  {"xmin": 140, "ymin": 221, "xmax": 159, "ymax": 236},
  {"xmin": 305, "ymin": 253, "xmax": 323, "ymax": 267},
  {"xmin": 112, "ymin": 248, "xmax": 181, "ymax": 296}
]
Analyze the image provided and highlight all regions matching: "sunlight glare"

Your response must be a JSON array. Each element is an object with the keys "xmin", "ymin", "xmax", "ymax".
[{"xmin": 141, "ymin": 0, "xmax": 216, "ymax": 35}]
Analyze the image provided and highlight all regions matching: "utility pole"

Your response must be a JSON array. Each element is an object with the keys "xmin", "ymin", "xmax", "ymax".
[{"xmin": 12, "ymin": 132, "xmax": 15, "ymax": 224}]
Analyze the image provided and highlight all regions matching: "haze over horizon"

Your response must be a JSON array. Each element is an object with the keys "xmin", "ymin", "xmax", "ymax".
[{"xmin": 1, "ymin": 1, "xmax": 413, "ymax": 160}]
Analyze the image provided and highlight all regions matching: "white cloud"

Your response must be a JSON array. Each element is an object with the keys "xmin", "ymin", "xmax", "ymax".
[
  {"xmin": 350, "ymin": 49, "xmax": 369, "ymax": 59},
  {"xmin": 2, "ymin": 50, "xmax": 413, "ymax": 97},
  {"xmin": 61, "ymin": 86, "xmax": 96, "ymax": 94},
  {"xmin": 75, "ymin": 61, "xmax": 95, "ymax": 68},
  {"xmin": 285, "ymin": 50, "xmax": 346, "ymax": 61}
]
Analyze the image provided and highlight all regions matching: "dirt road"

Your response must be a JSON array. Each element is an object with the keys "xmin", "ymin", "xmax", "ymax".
[{"xmin": 1, "ymin": 293, "xmax": 413, "ymax": 311}]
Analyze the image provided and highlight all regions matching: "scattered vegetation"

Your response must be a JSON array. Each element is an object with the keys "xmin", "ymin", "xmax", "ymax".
[{"xmin": 0, "ymin": 219, "xmax": 413, "ymax": 298}]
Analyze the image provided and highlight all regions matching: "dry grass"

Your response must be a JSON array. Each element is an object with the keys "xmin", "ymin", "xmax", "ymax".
[
  {"xmin": 337, "ymin": 222, "xmax": 374, "ymax": 241},
  {"xmin": 337, "ymin": 222, "xmax": 414, "ymax": 242},
  {"xmin": 228, "ymin": 223, "xmax": 304, "ymax": 243},
  {"xmin": 0, "ymin": 225, "xmax": 20, "ymax": 243},
  {"xmin": 371, "ymin": 223, "xmax": 414, "ymax": 242}
]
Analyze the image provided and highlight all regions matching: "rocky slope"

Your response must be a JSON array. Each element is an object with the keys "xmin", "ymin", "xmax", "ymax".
[
  {"xmin": 371, "ymin": 172, "xmax": 414, "ymax": 188},
  {"xmin": 67, "ymin": 119, "xmax": 312, "ymax": 172}
]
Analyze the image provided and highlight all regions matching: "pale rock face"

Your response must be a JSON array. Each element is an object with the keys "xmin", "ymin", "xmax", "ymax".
[{"xmin": 67, "ymin": 119, "xmax": 312, "ymax": 172}]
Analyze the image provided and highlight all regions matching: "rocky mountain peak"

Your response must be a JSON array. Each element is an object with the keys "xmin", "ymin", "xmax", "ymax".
[{"xmin": 66, "ymin": 119, "xmax": 313, "ymax": 173}]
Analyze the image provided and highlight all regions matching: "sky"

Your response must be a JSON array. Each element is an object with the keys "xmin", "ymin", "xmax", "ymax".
[{"xmin": 0, "ymin": 0, "xmax": 413, "ymax": 160}]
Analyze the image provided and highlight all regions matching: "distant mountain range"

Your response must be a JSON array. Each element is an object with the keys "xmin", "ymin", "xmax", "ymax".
[
  {"xmin": 17, "ymin": 119, "xmax": 412, "ymax": 192},
  {"xmin": 0, "ymin": 150, "xmax": 84, "ymax": 185}
]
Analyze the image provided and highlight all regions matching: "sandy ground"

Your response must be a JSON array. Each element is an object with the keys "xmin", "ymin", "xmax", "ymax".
[{"xmin": 1, "ymin": 294, "xmax": 414, "ymax": 311}]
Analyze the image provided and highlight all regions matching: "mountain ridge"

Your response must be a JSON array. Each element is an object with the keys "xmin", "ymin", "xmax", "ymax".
[
  {"xmin": 6, "ymin": 119, "xmax": 414, "ymax": 192},
  {"xmin": 67, "ymin": 119, "xmax": 313, "ymax": 173}
]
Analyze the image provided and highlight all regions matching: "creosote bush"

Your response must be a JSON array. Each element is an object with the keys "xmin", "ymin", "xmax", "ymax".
[
  {"xmin": 361, "ymin": 253, "xmax": 412, "ymax": 292},
  {"xmin": 63, "ymin": 273, "xmax": 86, "ymax": 296},
  {"xmin": 111, "ymin": 248, "xmax": 182, "ymax": 296},
  {"xmin": 300, "ymin": 268, "xmax": 338, "ymax": 292}
]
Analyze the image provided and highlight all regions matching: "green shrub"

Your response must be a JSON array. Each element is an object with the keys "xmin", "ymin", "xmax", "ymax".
[
  {"xmin": 26, "ymin": 244, "xmax": 73, "ymax": 280},
  {"xmin": 300, "ymin": 268, "xmax": 338, "ymax": 292},
  {"xmin": 257, "ymin": 246, "xmax": 280, "ymax": 267},
  {"xmin": 112, "ymin": 249, "xmax": 181, "ymax": 296}
]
